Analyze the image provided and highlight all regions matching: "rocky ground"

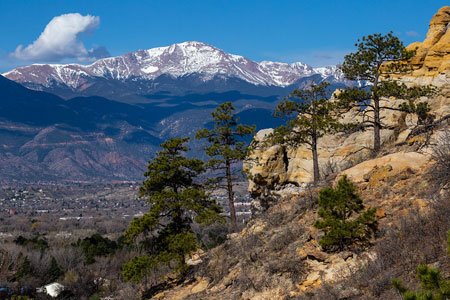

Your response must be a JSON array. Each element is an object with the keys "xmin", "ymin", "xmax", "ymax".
[{"xmin": 146, "ymin": 127, "xmax": 449, "ymax": 300}]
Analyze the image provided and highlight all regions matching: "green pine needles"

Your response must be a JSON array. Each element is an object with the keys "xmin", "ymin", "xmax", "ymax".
[
  {"xmin": 122, "ymin": 137, "xmax": 223, "ymax": 283},
  {"xmin": 338, "ymin": 32, "xmax": 435, "ymax": 153},
  {"xmin": 196, "ymin": 102, "xmax": 255, "ymax": 231},
  {"xmin": 392, "ymin": 265, "xmax": 450, "ymax": 300},
  {"xmin": 271, "ymin": 81, "xmax": 345, "ymax": 184},
  {"xmin": 314, "ymin": 175, "xmax": 376, "ymax": 251},
  {"xmin": 392, "ymin": 230, "xmax": 450, "ymax": 299}
]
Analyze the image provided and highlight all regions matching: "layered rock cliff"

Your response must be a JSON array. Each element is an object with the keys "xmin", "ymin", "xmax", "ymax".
[
  {"xmin": 388, "ymin": 6, "xmax": 450, "ymax": 86},
  {"xmin": 245, "ymin": 6, "xmax": 450, "ymax": 208}
]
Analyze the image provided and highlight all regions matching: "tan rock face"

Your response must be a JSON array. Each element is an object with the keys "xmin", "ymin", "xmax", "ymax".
[
  {"xmin": 245, "ymin": 7, "xmax": 450, "ymax": 202},
  {"xmin": 388, "ymin": 6, "xmax": 450, "ymax": 86},
  {"xmin": 341, "ymin": 152, "xmax": 430, "ymax": 184},
  {"xmin": 245, "ymin": 109, "xmax": 402, "ymax": 199}
]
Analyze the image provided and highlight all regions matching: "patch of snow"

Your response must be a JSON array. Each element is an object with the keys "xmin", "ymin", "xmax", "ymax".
[{"xmin": 141, "ymin": 65, "xmax": 159, "ymax": 73}]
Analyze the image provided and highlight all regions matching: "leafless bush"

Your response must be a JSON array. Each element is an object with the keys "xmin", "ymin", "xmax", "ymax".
[
  {"xmin": 266, "ymin": 250, "xmax": 305, "ymax": 280},
  {"xmin": 341, "ymin": 195, "xmax": 450, "ymax": 299},
  {"xmin": 268, "ymin": 224, "xmax": 303, "ymax": 252},
  {"xmin": 431, "ymin": 128, "xmax": 450, "ymax": 189},
  {"xmin": 49, "ymin": 247, "xmax": 83, "ymax": 272},
  {"xmin": 111, "ymin": 281, "xmax": 140, "ymax": 300},
  {"xmin": 62, "ymin": 266, "xmax": 100, "ymax": 300},
  {"xmin": 191, "ymin": 222, "xmax": 230, "ymax": 250},
  {"xmin": 204, "ymin": 201, "xmax": 307, "ymax": 295},
  {"xmin": 320, "ymin": 158, "xmax": 340, "ymax": 179},
  {"xmin": 0, "ymin": 243, "xmax": 22, "ymax": 281}
]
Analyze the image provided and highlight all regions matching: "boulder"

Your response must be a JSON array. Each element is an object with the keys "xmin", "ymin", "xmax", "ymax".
[{"xmin": 341, "ymin": 152, "xmax": 430, "ymax": 184}]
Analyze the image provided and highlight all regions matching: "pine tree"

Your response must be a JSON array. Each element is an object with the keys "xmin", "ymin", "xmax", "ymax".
[
  {"xmin": 76, "ymin": 233, "xmax": 117, "ymax": 264},
  {"xmin": 196, "ymin": 102, "xmax": 255, "ymax": 231},
  {"xmin": 16, "ymin": 256, "xmax": 32, "ymax": 280},
  {"xmin": 122, "ymin": 137, "xmax": 223, "ymax": 283},
  {"xmin": 46, "ymin": 256, "xmax": 63, "ymax": 283},
  {"xmin": 271, "ymin": 81, "xmax": 344, "ymax": 184},
  {"xmin": 392, "ymin": 265, "xmax": 450, "ymax": 300},
  {"xmin": 392, "ymin": 229, "xmax": 450, "ymax": 299},
  {"xmin": 338, "ymin": 32, "xmax": 434, "ymax": 152},
  {"xmin": 314, "ymin": 175, "xmax": 376, "ymax": 251}
]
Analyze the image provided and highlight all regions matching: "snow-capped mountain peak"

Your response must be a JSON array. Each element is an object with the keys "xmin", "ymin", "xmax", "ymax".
[{"xmin": 3, "ymin": 41, "xmax": 342, "ymax": 89}]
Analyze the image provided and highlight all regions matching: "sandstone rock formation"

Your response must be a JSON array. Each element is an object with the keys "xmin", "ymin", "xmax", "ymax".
[
  {"xmin": 341, "ymin": 152, "xmax": 430, "ymax": 184},
  {"xmin": 245, "ymin": 7, "xmax": 450, "ymax": 207},
  {"xmin": 244, "ymin": 89, "xmax": 448, "ymax": 205},
  {"xmin": 387, "ymin": 6, "xmax": 450, "ymax": 86}
]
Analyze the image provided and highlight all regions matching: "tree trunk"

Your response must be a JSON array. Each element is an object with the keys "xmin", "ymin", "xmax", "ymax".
[
  {"xmin": 225, "ymin": 160, "xmax": 237, "ymax": 231},
  {"xmin": 374, "ymin": 97, "xmax": 381, "ymax": 152},
  {"xmin": 311, "ymin": 89, "xmax": 320, "ymax": 185},
  {"xmin": 373, "ymin": 73, "xmax": 381, "ymax": 153},
  {"xmin": 312, "ymin": 137, "xmax": 320, "ymax": 185}
]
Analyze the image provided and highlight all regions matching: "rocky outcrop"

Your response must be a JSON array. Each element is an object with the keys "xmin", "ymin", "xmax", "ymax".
[
  {"xmin": 245, "ymin": 7, "xmax": 450, "ymax": 208},
  {"xmin": 341, "ymin": 152, "xmax": 430, "ymax": 184},
  {"xmin": 244, "ymin": 91, "xmax": 444, "ymax": 205},
  {"xmin": 387, "ymin": 6, "xmax": 450, "ymax": 86}
]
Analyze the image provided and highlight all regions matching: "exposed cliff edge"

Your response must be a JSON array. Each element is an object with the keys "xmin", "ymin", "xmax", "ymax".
[
  {"xmin": 387, "ymin": 6, "xmax": 450, "ymax": 86},
  {"xmin": 245, "ymin": 6, "xmax": 450, "ymax": 209},
  {"xmin": 245, "ymin": 86, "xmax": 450, "ymax": 211}
]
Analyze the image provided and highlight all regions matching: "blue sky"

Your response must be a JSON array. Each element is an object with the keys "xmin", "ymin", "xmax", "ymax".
[{"xmin": 0, "ymin": 0, "xmax": 448, "ymax": 72}]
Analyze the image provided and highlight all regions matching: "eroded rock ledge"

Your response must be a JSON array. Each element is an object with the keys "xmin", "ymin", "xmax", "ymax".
[{"xmin": 245, "ymin": 6, "xmax": 450, "ymax": 212}]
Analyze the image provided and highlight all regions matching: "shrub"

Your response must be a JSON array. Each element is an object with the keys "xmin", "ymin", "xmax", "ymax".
[
  {"xmin": 314, "ymin": 175, "xmax": 376, "ymax": 251},
  {"xmin": 75, "ymin": 233, "xmax": 117, "ymax": 264},
  {"xmin": 392, "ymin": 265, "xmax": 450, "ymax": 300}
]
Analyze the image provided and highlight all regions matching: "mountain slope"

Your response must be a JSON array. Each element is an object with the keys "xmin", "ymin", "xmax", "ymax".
[
  {"xmin": 2, "ymin": 41, "xmax": 346, "ymax": 103},
  {"xmin": 0, "ymin": 75, "xmax": 163, "ymax": 184},
  {"xmin": 0, "ymin": 74, "xmax": 303, "ymax": 184},
  {"xmin": 0, "ymin": 42, "xmax": 355, "ymax": 184}
]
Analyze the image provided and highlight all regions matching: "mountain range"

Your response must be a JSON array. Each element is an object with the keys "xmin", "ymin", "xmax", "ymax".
[
  {"xmin": 2, "ymin": 41, "xmax": 348, "ymax": 102},
  {"xmin": 0, "ymin": 41, "xmax": 354, "ymax": 184}
]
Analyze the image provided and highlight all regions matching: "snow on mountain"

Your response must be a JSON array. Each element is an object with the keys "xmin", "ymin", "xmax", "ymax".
[{"xmin": 3, "ymin": 41, "xmax": 342, "ymax": 89}]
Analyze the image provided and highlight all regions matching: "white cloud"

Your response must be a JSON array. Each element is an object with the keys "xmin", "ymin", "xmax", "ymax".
[
  {"xmin": 10, "ymin": 13, "xmax": 109, "ymax": 62},
  {"xmin": 405, "ymin": 30, "xmax": 420, "ymax": 37}
]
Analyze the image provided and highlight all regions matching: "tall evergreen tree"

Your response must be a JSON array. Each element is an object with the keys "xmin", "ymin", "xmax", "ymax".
[
  {"xmin": 338, "ymin": 32, "xmax": 434, "ymax": 152},
  {"xmin": 122, "ymin": 137, "xmax": 222, "ymax": 283},
  {"xmin": 196, "ymin": 102, "xmax": 255, "ymax": 231},
  {"xmin": 271, "ymin": 81, "xmax": 343, "ymax": 184},
  {"xmin": 46, "ymin": 256, "xmax": 63, "ymax": 283}
]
